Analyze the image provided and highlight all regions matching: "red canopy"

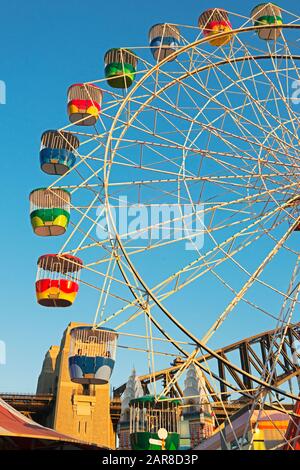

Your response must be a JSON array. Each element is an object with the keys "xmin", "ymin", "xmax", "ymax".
[{"xmin": 0, "ymin": 398, "xmax": 100, "ymax": 450}]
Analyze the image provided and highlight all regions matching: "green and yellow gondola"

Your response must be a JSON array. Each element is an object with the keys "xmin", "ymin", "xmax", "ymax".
[
  {"xmin": 30, "ymin": 188, "xmax": 71, "ymax": 236},
  {"xmin": 251, "ymin": 3, "xmax": 283, "ymax": 40},
  {"xmin": 104, "ymin": 48, "xmax": 138, "ymax": 89}
]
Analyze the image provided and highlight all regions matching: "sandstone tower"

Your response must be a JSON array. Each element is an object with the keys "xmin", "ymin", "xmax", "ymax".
[{"xmin": 37, "ymin": 322, "xmax": 115, "ymax": 448}]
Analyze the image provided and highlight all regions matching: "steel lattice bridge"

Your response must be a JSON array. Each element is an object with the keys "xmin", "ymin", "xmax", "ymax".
[
  {"xmin": 2, "ymin": 323, "xmax": 299, "ymax": 425},
  {"xmin": 114, "ymin": 322, "xmax": 300, "ymax": 408}
]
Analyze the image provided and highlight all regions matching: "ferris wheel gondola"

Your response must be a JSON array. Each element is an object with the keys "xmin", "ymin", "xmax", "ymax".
[
  {"xmin": 29, "ymin": 188, "xmax": 71, "ymax": 236},
  {"xmin": 67, "ymin": 83, "xmax": 103, "ymax": 126},
  {"xmin": 198, "ymin": 8, "xmax": 233, "ymax": 46},
  {"xmin": 40, "ymin": 130, "xmax": 80, "ymax": 175},
  {"xmin": 129, "ymin": 396, "xmax": 180, "ymax": 450},
  {"xmin": 69, "ymin": 326, "xmax": 118, "ymax": 385},
  {"xmin": 251, "ymin": 3, "xmax": 283, "ymax": 40},
  {"xmin": 104, "ymin": 49, "xmax": 138, "ymax": 89},
  {"xmin": 148, "ymin": 24, "xmax": 180, "ymax": 62},
  {"xmin": 36, "ymin": 254, "xmax": 82, "ymax": 307}
]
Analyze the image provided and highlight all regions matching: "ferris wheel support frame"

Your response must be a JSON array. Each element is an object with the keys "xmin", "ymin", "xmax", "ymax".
[{"xmin": 101, "ymin": 23, "xmax": 300, "ymax": 403}]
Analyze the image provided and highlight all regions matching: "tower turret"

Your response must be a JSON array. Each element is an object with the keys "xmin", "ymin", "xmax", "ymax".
[
  {"xmin": 181, "ymin": 364, "xmax": 215, "ymax": 448},
  {"xmin": 118, "ymin": 368, "xmax": 144, "ymax": 449}
]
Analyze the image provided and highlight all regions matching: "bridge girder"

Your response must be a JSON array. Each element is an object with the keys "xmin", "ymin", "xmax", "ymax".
[{"xmin": 114, "ymin": 323, "xmax": 300, "ymax": 402}]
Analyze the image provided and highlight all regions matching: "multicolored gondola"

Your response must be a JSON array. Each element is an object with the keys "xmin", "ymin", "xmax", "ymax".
[
  {"xmin": 30, "ymin": 188, "xmax": 71, "ymax": 236},
  {"xmin": 67, "ymin": 83, "xmax": 103, "ymax": 126},
  {"xmin": 40, "ymin": 130, "xmax": 80, "ymax": 176},
  {"xmin": 68, "ymin": 327, "xmax": 118, "ymax": 384},
  {"xmin": 251, "ymin": 3, "xmax": 283, "ymax": 40},
  {"xmin": 129, "ymin": 396, "xmax": 180, "ymax": 450},
  {"xmin": 36, "ymin": 254, "xmax": 82, "ymax": 307},
  {"xmin": 148, "ymin": 24, "xmax": 180, "ymax": 61},
  {"xmin": 104, "ymin": 49, "xmax": 138, "ymax": 89},
  {"xmin": 198, "ymin": 9, "xmax": 233, "ymax": 46}
]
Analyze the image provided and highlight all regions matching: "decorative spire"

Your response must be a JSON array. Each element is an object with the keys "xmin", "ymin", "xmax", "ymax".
[
  {"xmin": 183, "ymin": 363, "xmax": 212, "ymax": 415},
  {"xmin": 183, "ymin": 363, "xmax": 215, "ymax": 445},
  {"xmin": 120, "ymin": 368, "xmax": 144, "ymax": 422}
]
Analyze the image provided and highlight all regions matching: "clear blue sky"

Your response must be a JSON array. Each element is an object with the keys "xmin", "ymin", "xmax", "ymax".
[{"xmin": 0, "ymin": 0, "xmax": 299, "ymax": 393}]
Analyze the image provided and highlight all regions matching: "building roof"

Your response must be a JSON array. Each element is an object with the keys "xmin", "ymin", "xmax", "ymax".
[{"xmin": 130, "ymin": 395, "xmax": 181, "ymax": 405}]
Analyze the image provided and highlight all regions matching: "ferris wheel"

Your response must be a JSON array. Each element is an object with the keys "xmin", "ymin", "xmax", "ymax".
[{"xmin": 29, "ymin": 4, "xmax": 300, "ymax": 450}]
